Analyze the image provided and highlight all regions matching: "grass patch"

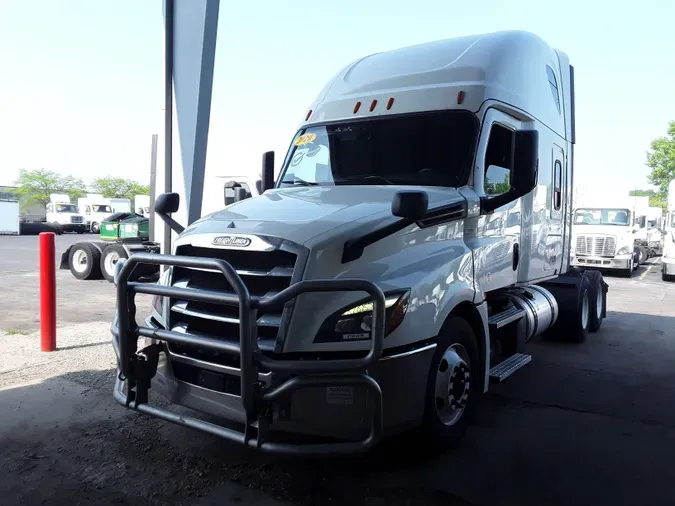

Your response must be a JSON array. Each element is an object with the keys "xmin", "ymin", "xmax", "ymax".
[{"xmin": 4, "ymin": 328, "xmax": 31, "ymax": 335}]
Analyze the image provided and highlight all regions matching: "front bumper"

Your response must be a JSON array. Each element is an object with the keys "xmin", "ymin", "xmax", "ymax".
[
  {"xmin": 571, "ymin": 254, "xmax": 632, "ymax": 270},
  {"xmin": 61, "ymin": 223, "xmax": 87, "ymax": 232},
  {"xmin": 111, "ymin": 252, "xmax": 432, "ymax": 455}
]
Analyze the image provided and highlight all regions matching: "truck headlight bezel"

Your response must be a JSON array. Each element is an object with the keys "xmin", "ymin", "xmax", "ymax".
[
  {"xmin": 313, "ymin": 289, "xmax": 410, "ymax": 343},
  {"xmin": 616, "ymin": 245, "xmax": 632, "ymax": 256}
]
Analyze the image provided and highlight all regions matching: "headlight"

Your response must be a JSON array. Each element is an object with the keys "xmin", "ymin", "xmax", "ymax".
[
  {"xmin": 313, "ymin": 290, "xmax": 410, "ymax": 343},
  {"xmin": 150, "ymin": 267, "xmax": 172, "ymax": 328},
  {"xmin": 616, "ymin": 245, "xmax": 631, "ymax": 255}
]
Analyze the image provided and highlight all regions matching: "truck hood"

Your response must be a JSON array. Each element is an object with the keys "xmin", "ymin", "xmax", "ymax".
[{"xmin": 183, "ymin": 185, "xmax": 466, "ymax": 245}]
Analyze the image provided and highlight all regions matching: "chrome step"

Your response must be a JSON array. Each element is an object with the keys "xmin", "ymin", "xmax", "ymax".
[
  {"xmin": 489, "ymin": 353, "xmax": 532, "ymax": 383},
  {"xmin": 488, "ymin": 307, "xmax": 526, "ymax": 329}
]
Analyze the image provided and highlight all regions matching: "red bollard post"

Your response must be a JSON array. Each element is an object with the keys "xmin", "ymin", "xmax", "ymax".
[{"xmin": 39, "ymin": 232, "xmax": 56, "ymax": 352}]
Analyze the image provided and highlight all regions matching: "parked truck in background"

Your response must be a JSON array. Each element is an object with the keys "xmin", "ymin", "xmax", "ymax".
[
  {"xmin": 662, "ymin": 180, "xmax": 675, "ymax": 281},
  {"xmin": 110, "ymin": 198, "xmax": 131, "ymax": 213},
  {"xmin": 0, "ymin": 197, "xmax": 20, "ymax": 235},
  {"xmin": 134, "ymin": 195, "xmax": 151, "ymax": 217},
  {"xmin": 111, "ymin": 30, "xmax": 610, "ymax": 454},
  {"xmin": 77, "ymin": 194, "xmax": 114, "ymax": 233},
  {"xmin": 46, "ymin": 194, "xmax": 87, "ymax": 234}
]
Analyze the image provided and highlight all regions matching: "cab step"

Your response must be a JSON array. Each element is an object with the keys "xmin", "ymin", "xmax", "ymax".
[
  {"xmin": 489, "ymin": 353, "xmax": 532, "ymax": 383},
  {"xmin": 488, "ymin": 306, "xmax": 526, "ymax": 329}
]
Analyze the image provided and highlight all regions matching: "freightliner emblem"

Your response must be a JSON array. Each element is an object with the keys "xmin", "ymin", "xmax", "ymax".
[{"xmin": 212, "ymin": 236, "xmax": 251, "ymax": 247}]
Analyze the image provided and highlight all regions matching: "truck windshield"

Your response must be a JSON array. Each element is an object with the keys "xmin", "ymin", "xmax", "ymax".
[
  {"xmin": 278, "ymin": 110, "xmax": 478, "ymax": 188},
  {"xmin": 55, "ymin": 204, "xmax": 77, "ymax": 213},
  {"xmin": 574, "ymin": 208, "xmax": 631, "ymax": 226},
  {"xmin": 92, "ymin": 205, "xmax": 112, "ymax": 213}
]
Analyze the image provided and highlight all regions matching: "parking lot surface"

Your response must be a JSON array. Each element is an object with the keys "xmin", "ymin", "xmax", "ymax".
[{"xmin": 1, "ymin": 234, "xmax": 674, "ymax": 506}]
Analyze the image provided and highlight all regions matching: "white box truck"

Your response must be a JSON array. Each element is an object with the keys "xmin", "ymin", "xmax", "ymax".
[
  {"xmin": 134, "ymin": 195, "xmax": 151, "ymax": 217},
  {"xmin": 77, "ymin": 194, "xmax": 114, "ymax": 233},
  {"xmin": 111, "ymin": 30, "xmax": 609, "ymax": 454},
  {"xmin": 0, "ymin": 198, "xmax": 20, "ymax": 235},
  {"xmin": 662, "ymin": 180, "xmax": 675, "ymax": 281},
  {"xmin": 46, "ymin": 194, "xmax": 87, "ymax": 234}
]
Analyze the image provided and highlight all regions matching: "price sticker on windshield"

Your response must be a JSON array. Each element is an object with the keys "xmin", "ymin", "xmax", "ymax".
[{"xmin": 294, "ymin": 133, "xmax": 316, "ymax": 146}]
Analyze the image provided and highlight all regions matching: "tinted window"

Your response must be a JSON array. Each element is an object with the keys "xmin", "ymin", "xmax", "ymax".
[
  {"xmin": 546, "ymin": 65, "xmax": 561, "ymax": 114},
  {"xmin": 279, "ymin": 111, "xmax": 479, "ymax": 188}
]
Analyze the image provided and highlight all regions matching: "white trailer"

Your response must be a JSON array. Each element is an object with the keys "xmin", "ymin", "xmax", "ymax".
[
  {"xmin": 77, "ymin": 194, "xmax": 114, "ymax": 233},
  {"xmin": 0, "ymin": 199, "xmax": 20, "ymax": 235},
  {"xmin": 112, "ymin": 30, "xmax": 609, "ymax": 454},
  {"xmin": 662, "ymin": 180, "xmax": 675, "ymax": 281},
  {"xmin": 110, "ymin": 198, "xmax": 131, "ymax": 213},
  {"xmin": 46, "ymin": 193, "xmax": 87, "ymax": 234}
]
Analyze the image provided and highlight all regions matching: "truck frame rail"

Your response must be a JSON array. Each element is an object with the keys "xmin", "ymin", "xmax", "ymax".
[{"xmin": 113, "ymin": 252, "xmax": 386, "ymax": 455}]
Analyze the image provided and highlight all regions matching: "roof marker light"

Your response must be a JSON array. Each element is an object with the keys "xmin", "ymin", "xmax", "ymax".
[
  {"xmin": 353, "ymin": 101, "xmax": 361, "ymax": 114},
  {"xmin": 305, "ymin": 109, "xmax": 312, "ymax": 121},
  {"xmin": 369, "ymin": 99, "xmax": 377, "ymax": 112},
  {"xmin": 386, "ymin": 97, "xmax": 395, "ymax": 110},
  {"xmin": 457, "ymin": 91, "xmax": 465, "ymax": 105}
]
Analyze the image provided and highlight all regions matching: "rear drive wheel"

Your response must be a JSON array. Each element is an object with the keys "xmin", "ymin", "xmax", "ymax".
[
  {"xmin": 418, "ymin": 316, "xmax": 480, "ymax": 452},
  {"xmin": 68, "ymin": 243, "xmax": 102, "ymax": 280},
  {"xmin": 584, "ymin": 270, "xmax": 605, "ymax": 332},
  {"xmin": 100, "ymin": 244, "xmax": 129, "ymax": 282}
]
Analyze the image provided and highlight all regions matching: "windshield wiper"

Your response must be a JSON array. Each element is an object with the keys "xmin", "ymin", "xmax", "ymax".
[{"xmin": 281, "ymin": 177, "xmax": 319, "ymax": 187}]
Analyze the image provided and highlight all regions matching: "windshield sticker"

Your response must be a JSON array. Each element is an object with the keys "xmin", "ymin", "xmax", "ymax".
[{"xmin": 294, "ymin": 133, "xmax": 316, "ymax": 146}]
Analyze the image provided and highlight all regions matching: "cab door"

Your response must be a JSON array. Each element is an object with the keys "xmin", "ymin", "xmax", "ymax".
[{"xmin": 471, "ymin": 108, "xmax": 524, "ymax": 293}]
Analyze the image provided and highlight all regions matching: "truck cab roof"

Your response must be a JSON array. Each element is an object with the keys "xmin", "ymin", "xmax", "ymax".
[{"xmin": 301, "ymin": 30, "xmax": 572, "ymax": 142}]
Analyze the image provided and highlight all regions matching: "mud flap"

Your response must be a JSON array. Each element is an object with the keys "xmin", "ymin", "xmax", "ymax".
[{"xmin": 59, "ymin": 247, "xmax": 71, "ymax": 269}]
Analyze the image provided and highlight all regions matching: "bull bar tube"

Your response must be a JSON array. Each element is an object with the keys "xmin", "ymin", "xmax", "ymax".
[{"xmin": 112, "ymin": 252, "xmax": 386, "ymax": 455}]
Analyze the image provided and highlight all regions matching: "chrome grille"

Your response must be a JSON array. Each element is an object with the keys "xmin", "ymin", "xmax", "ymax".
[
  {"xmin": 168, "ymin": 244, "xmax": 298, "ymax": 360},
  {"xmin": 70, "ymin": 215, "xmax": 83, "ymax": 224},
  {"xmin": 575, "ymin": 235, "xmax": 616, "ymax": 257}
]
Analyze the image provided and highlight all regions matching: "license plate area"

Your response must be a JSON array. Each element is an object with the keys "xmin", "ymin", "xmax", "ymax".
[{"xmin": 172, "ymin": 362, "xmax": 242, "ymax": 395}]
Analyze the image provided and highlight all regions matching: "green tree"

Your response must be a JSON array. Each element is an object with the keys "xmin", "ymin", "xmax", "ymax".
[
  {"xmin": 91, "ymin": 176, "xmax": 150, "ymax": 201},
  {"xmin": 629, "ymin": 189, "xmax": 667, "ymax": 210},
  {"xmin": 11, "ymin": 169, "xmax": 86, "ymax": 208},
  {"xmin": 646, "ymin": 121, "xmax": 675, "ymax": 194}
]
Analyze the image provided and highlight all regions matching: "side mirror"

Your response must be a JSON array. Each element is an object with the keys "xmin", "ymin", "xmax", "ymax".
[
  {"xmin": 511, "ymin": 130, "xmax": 539, "ymax": 193},
  {"xmin": 155, "ymin": 192, "xmax": 180, "ymax": 214},
  {"xmin": 261, "ymin": 151, "xmax": 275, "ymax": 193},
  {"xmin": 481, "ymin": 130, "xmax": 539, "ymax": 213},
  {"xmin": 392, "ymin": 191, "xmax": 429, "ymax": 221},
  {"xmin": 154, "ymin": 192, "xmax": 184, "ymax": 234}
]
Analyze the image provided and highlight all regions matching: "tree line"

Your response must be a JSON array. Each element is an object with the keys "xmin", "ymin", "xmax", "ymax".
[
  {"xmin": 10, "ymin": 169, "xmax": 150, "ymax": 209},
  {"xmin": 631, "ymin": 120, "xmax": 675, "ymax": 210}
]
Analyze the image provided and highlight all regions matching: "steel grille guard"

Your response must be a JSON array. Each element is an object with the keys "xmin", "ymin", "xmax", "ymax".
[{"xmin": 112, "ymin": 252, "xmax": 386, "ymax": 455}]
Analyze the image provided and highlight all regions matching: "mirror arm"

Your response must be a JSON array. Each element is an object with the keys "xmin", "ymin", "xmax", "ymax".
[{"xmin": 156, "ymin": 212, "xmax": 185, "ymax": 234}]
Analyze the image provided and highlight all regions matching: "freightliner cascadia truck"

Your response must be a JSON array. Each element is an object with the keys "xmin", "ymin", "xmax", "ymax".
[{"xmin": 111, "ymin": 30, "xmax": 609, "ymax": 454}]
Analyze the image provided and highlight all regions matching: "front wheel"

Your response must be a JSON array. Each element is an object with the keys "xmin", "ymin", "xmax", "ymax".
[
  {"xmin": 91, "ymin": 222, "xmax": 100, "ymax": 234},
  {"xmin": 584, "ymin": 270, "xmax": 605, "ymax": 332},
  {"xmin": 637, "ymin": 246, "xmax": 648, "ymax": 265},
  {"xmin": 418, "ymin": 316, "xmax": 480, "ymax": 452}
]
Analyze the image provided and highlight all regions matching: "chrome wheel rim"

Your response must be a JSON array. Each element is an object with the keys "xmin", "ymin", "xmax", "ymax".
[
  {"xmin": 104, "ymin": 251, "xmax": 120, "ymax": 276},
  {"xmin": 434, "ymin": 344, "xmax": 471, "ymax": 426},
  {"xmin": 72, "ymin": 249, "xmax": 88, "ymax": 273},
  {"xmin": 581, "ymin": 291, "xmax": 590, "ymax": 329}
]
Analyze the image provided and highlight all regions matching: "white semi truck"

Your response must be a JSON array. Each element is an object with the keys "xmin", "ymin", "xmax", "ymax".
[
  {"xmin": 111, "ymin": 31, "xmax": 609, "ymax": 454},
  {"xmin": 662, "ymin": 180, "xmax": 675, "ymax": 281},
  {"xmin": 46, "ymin": 194, "xmax": 87, "ymax": 234},
  {"xmin": 77, "ymin": 194, "xmax": 113, "ymax": 233}
]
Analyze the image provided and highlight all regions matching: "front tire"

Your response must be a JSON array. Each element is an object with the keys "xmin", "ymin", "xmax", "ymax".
[
  {"xmin": 637, "ymin": 246, "xmax": 647, "ymax": 265},
  {"xmin": 419, "ymin": 316, "xmax": 480, "ymax": 452},
  {"xmin": 91, "ymin": 222, "xmax": 100, "ymax": 234}
]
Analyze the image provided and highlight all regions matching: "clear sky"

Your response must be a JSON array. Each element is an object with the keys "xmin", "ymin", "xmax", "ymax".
[{"xmin": 1, "ymin": 0, "xmax": 673, "ymax": 196}]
